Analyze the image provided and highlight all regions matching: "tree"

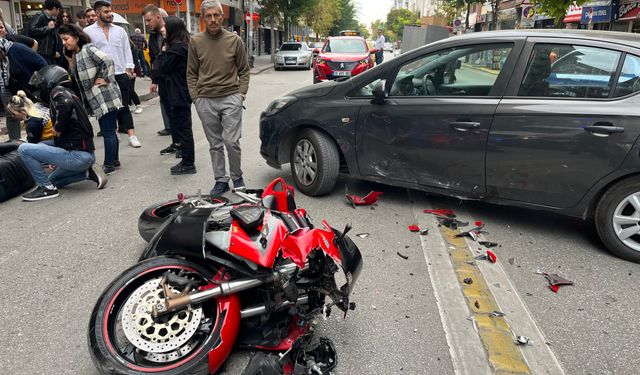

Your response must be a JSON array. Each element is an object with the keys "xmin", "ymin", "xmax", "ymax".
[
  {"xmin": 386, "ymin": 8, "xmax": 420, "ymax": 40},
  {"xmin": 370, "ymin": 19, "xmax": 385, "ymax": 35},
  {"xmin": 530, "ymin": 0, "xmax": 587, "ymax": 26},
  {"xmin": 258, "ymin": 0, "xmax": 315, "ymax": 39},
  {"xmin": 329, "ymin": 0, "xmax": 358, "ymax": 35},
  {"xmin": 358, "ymin": 23, "xmax": 370, "ymax": 39},
  {"xmin": 301, "ymin": 0, "xmax": 341, "ymax": 37}
]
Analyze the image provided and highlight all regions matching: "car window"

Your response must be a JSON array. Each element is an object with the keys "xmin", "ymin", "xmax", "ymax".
[
  {"xmin": 614, "ymin": 54, "xmax": 640, "ymax": 97},
  {"xmin": 518, "ymin": 44, "xmax": 621, "ymax": 98},
  {"xmin": 281, "ymin": 43, "xmax": 302, "ymax": 51},
  {"xmin": 389, "ymin": 44, "xmax": 513, "ymax": 97},
  {"xmin": 353, "ymin": 78, "xmax": 383, "ymax": 97},
  {"xmin": 324, "ymin": 39, "xmax": 367, "ymax": 54}
]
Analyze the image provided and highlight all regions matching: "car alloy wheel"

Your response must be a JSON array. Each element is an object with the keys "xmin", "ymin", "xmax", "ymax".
[
  {"xmin": 293, "ymin": 139, "xmax": 317, "ymax": 186},
  {"xmin": 611, "ymin": 192, "xmax": 640, "ymax": 252}
]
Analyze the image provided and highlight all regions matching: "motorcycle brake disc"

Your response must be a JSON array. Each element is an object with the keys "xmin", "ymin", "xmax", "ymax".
[{"xmin": 121, "ymin": 277, "xmax": 203, "ymax": 356}]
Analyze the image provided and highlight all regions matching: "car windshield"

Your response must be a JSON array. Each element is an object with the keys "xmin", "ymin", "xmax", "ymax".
[
  {"xmin": 324, "ymin": 39, "xmax": 367, "ymax": 54},
  {"xmin": 281, "ymin": 43, "xmax": 304, "ymax": 51}
]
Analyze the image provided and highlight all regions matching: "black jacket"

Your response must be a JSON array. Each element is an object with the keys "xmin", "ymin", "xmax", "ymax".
[
  {"xmin": 158, "ymin": 43, "xmax": 191, "ymax": 108},
  {"xmin": 26, "ymin": 11, "xmax": 57, "ymax": 58},
  {"xmin": 50, "ymin": 86, "xmax": 95, "ymax": 152},
  {"xmin": 148, "ymin": 30, "xmax": 163, "ymax": 84}
]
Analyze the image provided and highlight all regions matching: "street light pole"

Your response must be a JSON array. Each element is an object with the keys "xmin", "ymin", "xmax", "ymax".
[{"xmin": 248, "ymin": 0, "xmax": 254, "ymax": 66}]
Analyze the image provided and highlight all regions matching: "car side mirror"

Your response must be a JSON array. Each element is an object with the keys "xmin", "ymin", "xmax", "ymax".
[
  {"xmin": 369, "ymin": 48, "xmax": 377, "ymax": 54},
  {"xmin": 371, "ymin": 79, "xmax": 387, "ymax": 105}
]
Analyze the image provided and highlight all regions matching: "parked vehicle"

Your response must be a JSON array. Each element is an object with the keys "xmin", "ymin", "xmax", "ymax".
[
  {"xmin": 312, "ymin": 36, "xmax": 375, "ymax": 84},
  {"xmin": 309, "ymin": 41, "xmax": 325, "ymax": 63},
  {"xmin": 260, "ymin": 30, "xmax": 640, "ymax": 263},
  {"xmin": 274, "ymin": 42, "xmax": 312, "ymax": 70},
  {"xmin": 88, "ymin": 178, "xmax": 362, "ymax": 374},
  {"xmin": 384, "ymin": 42, "xmax": 393, "ymax": 52}
]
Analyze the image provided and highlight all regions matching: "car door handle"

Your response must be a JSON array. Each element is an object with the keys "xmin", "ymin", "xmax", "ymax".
[
  {"xmin": 585, "ymin": 123, "xmax": 624, "ymax": 135},
  {"xmin": 449, "ymin": 121, "xmax": 481, "ymax": 131}
]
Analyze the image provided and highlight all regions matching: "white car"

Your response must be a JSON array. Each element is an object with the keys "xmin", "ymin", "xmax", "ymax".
[
  {"xmin": 274, "ymin": 42, "xmax": 312, "ymax": 70},
  {"xmin": 383, "ymin": 42, "xmax": 393, "ymax": 52}
]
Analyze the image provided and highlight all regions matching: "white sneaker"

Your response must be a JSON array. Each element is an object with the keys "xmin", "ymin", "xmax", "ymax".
[
  {"xmin": 129, "ymin": 135, "xmax": 142, "ymax": 148},
  {"xmin": 134, "ymin": 106, "xmax": 143, "ymax": 114}
]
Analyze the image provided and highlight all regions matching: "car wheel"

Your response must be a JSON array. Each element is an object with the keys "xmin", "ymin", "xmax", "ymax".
[
  {"xmin": 595, "ymin": 177, "xmax": 640, "ymax": 263},
  {"xmin": 290, "ymin": 129, "xmax": 339, "ymax": 196}
]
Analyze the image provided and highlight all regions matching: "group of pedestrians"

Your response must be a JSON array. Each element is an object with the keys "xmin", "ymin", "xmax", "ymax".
[{"xmin": 3, "ymin": 0, "xmax": 250, "ymax": 201}]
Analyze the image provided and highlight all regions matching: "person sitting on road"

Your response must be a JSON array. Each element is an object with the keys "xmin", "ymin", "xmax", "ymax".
[
  {"xmin": 17, "ymin": 65, "xmax": 107, "ymax": 201},
  {"xmin": 6, "ymin": 90, "xmax": 53, "ymax": 144}
]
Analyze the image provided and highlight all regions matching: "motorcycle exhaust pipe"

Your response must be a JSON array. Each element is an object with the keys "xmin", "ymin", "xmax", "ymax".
[
  {"xmin": 153, "ymin": 263, "xmax": 301, "ymax": 318},
  {"xmin": 240, "ymin": 295, "xmax": 309, "ymax": 319}
]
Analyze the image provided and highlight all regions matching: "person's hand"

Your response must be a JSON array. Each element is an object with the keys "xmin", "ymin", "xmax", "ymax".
[
  {"xmin": 54, "ymin": 52, "xmax": 60, "ymax": 58},
  {"xmin": 48, "ymin": 20, "xmax": 55, "ymax": 29},
  {"xmin": 150, "ymin": 83, "xmax": 158, "ymax": 94},
  {"xmin": 95, "ymin": 78, "xmax": 107, "ymax": 87},
  {"xmin": 126, "ymin": 68, "xmax": 134, "ymax": 78}
]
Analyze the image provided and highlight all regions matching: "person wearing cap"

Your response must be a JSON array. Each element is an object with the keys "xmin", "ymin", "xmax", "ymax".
[{"xmin": 84, "ymin": 0, "xmax": 141, "ymax": 149}]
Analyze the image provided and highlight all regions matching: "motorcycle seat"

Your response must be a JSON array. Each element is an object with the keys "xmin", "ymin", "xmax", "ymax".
[{"xmin": 230, "ymin": 205, "xmax": 265, "ymax": 231}]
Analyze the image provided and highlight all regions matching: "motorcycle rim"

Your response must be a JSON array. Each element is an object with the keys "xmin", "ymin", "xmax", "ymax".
[{"xmin": 100, "ymin": 263, "xmax": 219, "ymax": 372}]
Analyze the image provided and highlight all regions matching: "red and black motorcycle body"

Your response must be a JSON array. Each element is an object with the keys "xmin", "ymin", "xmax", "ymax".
[{"xmin": 132, "ymin": 178, "xmax": 363, "ymax": 373}]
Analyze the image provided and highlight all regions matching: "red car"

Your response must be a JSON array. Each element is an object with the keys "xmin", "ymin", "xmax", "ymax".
[{"xmin": 312, "ymin": 36, "xmax": 375, "ymax": 84}]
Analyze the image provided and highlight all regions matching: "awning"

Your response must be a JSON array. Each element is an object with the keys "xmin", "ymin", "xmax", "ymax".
[
  {"xmin": 564, "ymin": 12, "xmax": 583, "ymax": 22},
  {"xmin": 618, "ymin": 6, "xmax": 640, "ymax": 21}
]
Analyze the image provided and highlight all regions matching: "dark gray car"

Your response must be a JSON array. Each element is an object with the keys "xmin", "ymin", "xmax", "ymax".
[{"xmin": 259, "ymin": 30, "xmax": 640, "ymax": 263}]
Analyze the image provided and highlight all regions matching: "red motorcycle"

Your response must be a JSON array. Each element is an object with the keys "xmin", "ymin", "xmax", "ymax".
[{"xmin": 88, "ymin": 178, "xmax": 363, "ymax": 374}]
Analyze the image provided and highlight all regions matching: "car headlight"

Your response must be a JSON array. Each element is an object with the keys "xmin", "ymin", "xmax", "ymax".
[{"xmin": 264, "ymin": 95, "xmax": 297, "ymax": 116}]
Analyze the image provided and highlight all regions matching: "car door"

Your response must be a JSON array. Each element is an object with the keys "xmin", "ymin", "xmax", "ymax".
[
  {"xmin": 353, "ymin": 42, "xmax": 521, "ymax": 195},
  {"xmin": 487, "ymin": 38, "xmax": 640, "ymax": 208}
]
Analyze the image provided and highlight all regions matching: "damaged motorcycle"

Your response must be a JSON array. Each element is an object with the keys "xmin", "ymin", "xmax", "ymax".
[{"xmin": 88, "ymin": 178, "xmax": 363, "ymax": 374}]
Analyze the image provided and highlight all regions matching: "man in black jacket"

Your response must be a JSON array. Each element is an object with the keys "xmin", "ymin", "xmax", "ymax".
[
  {"xmin": 25, "ymin": 0, "xmax": 61, "ymax": 64},
  {"xmin": 143, "ymin": 5, "xmax": 175, "ymax": 141},
  {"xmin": 18, "ymin": 66, "xmax": 107, "ymax": 201}
]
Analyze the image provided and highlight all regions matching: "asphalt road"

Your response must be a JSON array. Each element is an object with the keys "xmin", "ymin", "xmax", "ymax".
[{"xmin": 1, "ymin": 55, "xmax": 639, "ymax": 375}]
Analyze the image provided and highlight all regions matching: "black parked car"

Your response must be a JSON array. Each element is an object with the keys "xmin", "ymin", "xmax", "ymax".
[{"xmin": 260, "ymin": 30, "xmax": 640, "ymax": 263}]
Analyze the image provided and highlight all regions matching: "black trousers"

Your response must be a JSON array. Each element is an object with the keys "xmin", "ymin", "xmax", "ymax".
[
  {"xmin": 166, "ymin": 104, "xmax": 194, "ymax": 166},
  {"xmin": 129, "ymin": 77, "xmax": 141, "ymax": 106},
  {"xmin": 115, "ymin": 74, "xmax": 135, "ymax": 132}
]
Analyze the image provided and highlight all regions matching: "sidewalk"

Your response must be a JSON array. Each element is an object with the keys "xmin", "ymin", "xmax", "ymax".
[{"xmin": 0, "ymin": 57, "xmax": 275, "ymax": 140}]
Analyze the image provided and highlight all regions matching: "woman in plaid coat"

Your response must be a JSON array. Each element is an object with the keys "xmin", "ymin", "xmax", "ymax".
[{"xmin": 58, "ymin": 23, "xmax": 122, "ymax": 175}]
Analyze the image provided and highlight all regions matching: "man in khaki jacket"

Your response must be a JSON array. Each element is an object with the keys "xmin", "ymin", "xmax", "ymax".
[{"xmin": 187, "ymin": 0, "xmax": 250, "ymax": 196}]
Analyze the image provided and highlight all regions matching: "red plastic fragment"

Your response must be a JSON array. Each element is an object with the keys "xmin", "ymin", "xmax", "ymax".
[
  {"xmin": 549, "ymin": 285, "xmax": 560, "ymax": 293},
  {"xmin": 475, "ymin": 220, "xmax": 483, "ymax": 227},
  {"xmin": 544, "ymin": 273, "xmax": 574, "ymax": 293},
  {"xmin": 486, "ymin": 250, "xmax": 497, "ymax": 263},
  {"xmin": 345, "ymin": 190, "xmax": 383, "ymax": 207},
  {"xmin": 408, "ymin": 225, "xmax": 420, "ymax": 232}
]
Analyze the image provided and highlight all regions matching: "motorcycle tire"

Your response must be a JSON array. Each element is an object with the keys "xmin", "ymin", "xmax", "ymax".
[
  {"xmin": 138, "ymin": 195, "xmax": 229, "ymax": 242},
  {"xmin": 88, "ymin": 257, "xmax": 241, "ymax": 375}
]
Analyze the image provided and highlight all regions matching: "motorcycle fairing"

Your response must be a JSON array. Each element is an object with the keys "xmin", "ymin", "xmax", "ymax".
[
  {"xmin": 228, "ymin": 210, "xmax": 289, "ymax": 268},
  {"xmin": 207, "ymin": 296, "xmax": 242, "ymax": 373}
]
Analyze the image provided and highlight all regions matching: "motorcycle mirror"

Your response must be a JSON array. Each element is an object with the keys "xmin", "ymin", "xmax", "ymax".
[{"xmin": 335, "ymin": 223, "xmax": 352, "ymax": 245}]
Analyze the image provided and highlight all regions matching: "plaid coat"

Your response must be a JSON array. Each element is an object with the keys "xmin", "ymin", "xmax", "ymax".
[{"xmin": 73, "ymin": 43, "xmax": 122, "ymax": 120}]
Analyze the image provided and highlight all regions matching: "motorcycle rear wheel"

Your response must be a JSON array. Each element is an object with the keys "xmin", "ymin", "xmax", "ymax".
[
  {"xmin": 138, "ymin": 195, "xmax": 229, "ymax": 242},
  {"xmin": 88, "ymin": 257, "xmax": 230, "ymax": 375}
]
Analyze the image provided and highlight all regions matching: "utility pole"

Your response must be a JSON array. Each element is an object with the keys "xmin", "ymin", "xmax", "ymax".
[
  {"xmin": 248, "ymin": 0, "xmax": 255, "ymax": 67},
  {"xmin": 186, "ymin": 0, "xmax": 192, "ymax": 33}
]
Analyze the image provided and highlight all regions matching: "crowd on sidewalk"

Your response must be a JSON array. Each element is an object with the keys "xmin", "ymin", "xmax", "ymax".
[{"xmin": 1, "ymin": 0, "xmax": 250, "ymax": 201}]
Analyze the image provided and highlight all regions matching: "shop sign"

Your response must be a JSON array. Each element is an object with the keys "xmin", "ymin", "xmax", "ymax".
[
  {"xmin": 581, "ymin": 5, "xmax": 613, "ymax": 24},
  {"xmin": 564, "ymin": 2, "xmax": 583, "ymax": 23},
  {"xmin": 617, "ymin": 1, "xmax": 640, "ymax": 20}
]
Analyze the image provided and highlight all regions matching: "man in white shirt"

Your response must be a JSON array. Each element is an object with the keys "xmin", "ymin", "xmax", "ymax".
[
  {"xmin": 84, "ymin": 1, "xmax": 141, "ymax": 149},
  {"xmin": 374, "ymin": 28, "xmax": 385, "ymax": 66}
]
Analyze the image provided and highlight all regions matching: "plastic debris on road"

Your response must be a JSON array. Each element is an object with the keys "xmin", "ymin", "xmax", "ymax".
[
  {"xmin": 345, "ymin": 186, "xmax": 383, "ymax": 208},
  {"xmin": 475, "ymin": 250, "xmax": 497, "ymax": 263},
  {"xmin": 479, "ymin": 241, "xmax": 498, "ymax": 248},
  {"xmin": 463, "ymin": 277, "xmax": 473, "ymax": 284},
  {"xmin": 544, "ymin": 273, "xmax": 574, "ymax": 293},
  {"xmin": 408, "ymin": 225, "xmax": 420, "ymax": 232},
  {"xmin": 515, "ymin": 335, "xmax": 533, "ymax": 345},
  {"xmin": 356, "ymin": 233, "xmax": 370, "ymax": 239},
  {"xmin": 396, "ymin": 251, "xmax": 409, "ymax": 260},
  {"xmin": 423, "ymin": 209, "xmax": 456, "ymax": 217}
]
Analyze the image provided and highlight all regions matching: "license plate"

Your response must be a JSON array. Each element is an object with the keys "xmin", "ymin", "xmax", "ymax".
[
  {"xmin": 285, "ymin": 58, "xmax": 296, "ymax": 63},
  {"xmin": 333, "ymin": 71, "xmax": 351, "ymax": 77}
]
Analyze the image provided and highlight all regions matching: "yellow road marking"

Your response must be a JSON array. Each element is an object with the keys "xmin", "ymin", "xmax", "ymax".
[{"xmin": 439, "ymin": 221, "xmax": 531, "ymax": 375}]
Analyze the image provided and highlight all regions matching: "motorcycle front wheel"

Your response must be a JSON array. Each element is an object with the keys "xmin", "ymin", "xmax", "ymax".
[{"xmin": 88, "ymin": 257, "xmax": 239, "ymax": 375}]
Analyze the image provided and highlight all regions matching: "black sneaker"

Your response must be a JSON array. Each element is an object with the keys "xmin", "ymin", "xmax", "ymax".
[
  {"xmin": 22, "ymin": 186, "xmax": 59, "ymax": 201},
  {"xmin": 103, "ymin": 165, "xmax": 117, "ymax": 175},
  {"xmin": 87, "ymin": 163, "xmax": 108, "ymax": 189},
  {"xmin": 97, "ymin": 131, "xmax": 103, "ymax": 137},
  {"xmin": 157, "ymin": 129, "xmax": 171, "ymax": 136},
  {"xmin": 114, "ymin": 160, "xmax": 121, "ymax": 169},
  {"xmin": 210, "ymin": 181, "xmax": 229, "ymax": 196},
  {"xmin": 176, "ymin": 149, "xmax": 182, "ymax": 158},
  {"xmin": 232, "ymin": 177, "xmax": 246, "ymax": 191},
  {"xmin": 160, "ymin": 143, "xmax": 178, "ymax": 155},
  {"xmin": 171, "ymin": 163, "xmax": 196, "ymax": 175}
]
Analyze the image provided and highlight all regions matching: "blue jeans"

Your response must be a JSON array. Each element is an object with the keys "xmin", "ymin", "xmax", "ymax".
[
  {"xmin": 138, "ymin": 49, "xmax": 148, "ymax": 76},
  {"xmin": 375, "ymin": 51, "xmax": 384, "ymax": 65},
  {"xmin": 18, "ymin": 142, "xmax": 95, "ymax": 187},
  {"xmin": 98, "ymin": 110, "xmax": 119, "ymax": 167}
]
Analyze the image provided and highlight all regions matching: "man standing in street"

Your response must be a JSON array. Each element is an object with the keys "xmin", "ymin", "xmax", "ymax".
[
  {"xmin": 375, "ymin": 28, "xmax": 385, "ymax": 65},
  {"xmin": 85, "ymin": 1, "xmax": 141, "ymax": 149},
  {"xmin": 26, "ymin": 0, "xmax": 61, "ymax": 64},
  {"xmin": 143, "ymin": 5, "xmax": 173, "ymax": 139},
  {"xmin": 130, "ymin": 28, "xmax": 148, "ymax": 77},
  {"xmin": 187, "ymin": 0, "xmax": 249, "ymax": 195}
]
